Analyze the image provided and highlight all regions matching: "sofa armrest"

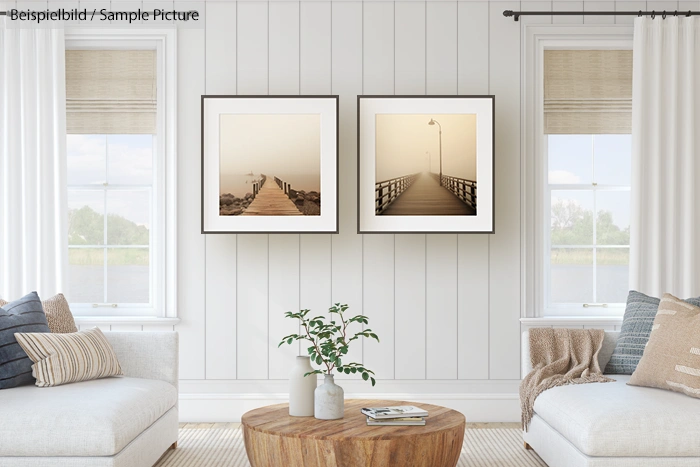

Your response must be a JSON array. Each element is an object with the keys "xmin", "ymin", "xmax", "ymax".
[{"xmin": 103, "ymin": 332, "xmax": 179, "ymax": 390}]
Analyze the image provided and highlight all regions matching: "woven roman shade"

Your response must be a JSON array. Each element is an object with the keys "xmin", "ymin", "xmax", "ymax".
[
  {"xmin": 544, "ymin": 50, "xmax": 632, "ymax": 134},
  {"xmin": 66, "ymin": 50, "xmax": 156, "ymax": 134}
]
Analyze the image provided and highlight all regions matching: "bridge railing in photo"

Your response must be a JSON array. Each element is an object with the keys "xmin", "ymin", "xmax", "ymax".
[
  {"xmin": 439, "ymin": 174, "xmax": 477, "ymax": 210},
  {"xmin": 274, "ymin": 176, "xmax": 298, "ymax": 200},
  {"xmin": 252, "ymin": 174, "xmax": 267, "ymax": 198},
  {"xmin": 375, "ymin": 173, "xmax": 420, "ymax": 214}
]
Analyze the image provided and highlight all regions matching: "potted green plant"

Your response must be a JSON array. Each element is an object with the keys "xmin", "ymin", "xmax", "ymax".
[{"xmin": 279, "ymin": 303, "xmax": 379, "ymax": 420}]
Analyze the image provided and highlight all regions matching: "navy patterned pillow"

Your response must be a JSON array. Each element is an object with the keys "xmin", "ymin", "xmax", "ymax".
[
  {"xmin": 0, "ymin": 292, "xmax": 50, "ymax": 389},
  {"xmin": 605, "ymin": 290, "xmax": 700, "ymax": 374}
]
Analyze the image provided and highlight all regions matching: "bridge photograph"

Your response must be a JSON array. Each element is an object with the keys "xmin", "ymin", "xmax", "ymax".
[
  {"xmin": 375, "ymin": 113, "xmax": 477, "ymax": 216},
  {"xmin": 218, "ymin": 113, "xmax": 321, "ymax": 217}
]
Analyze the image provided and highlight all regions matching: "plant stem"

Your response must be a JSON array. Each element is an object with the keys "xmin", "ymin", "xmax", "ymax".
[{"xmin": 302, "ymin": 321, "xmax": 331, "ymax": 374}]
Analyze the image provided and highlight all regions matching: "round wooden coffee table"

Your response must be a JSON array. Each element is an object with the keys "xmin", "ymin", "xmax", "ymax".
[{"xmin": 241, "ymin": 399, "xmax": 465, "ymax": 467}]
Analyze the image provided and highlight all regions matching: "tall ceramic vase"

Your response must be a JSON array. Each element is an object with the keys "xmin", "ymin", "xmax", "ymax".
[
  {"xmin": 314, "ymin": 374, "xmax": 344, "ymax": 420},
  {"xmin": 289, "ymin": 356, "xmax": 316, "ymax": 417}
]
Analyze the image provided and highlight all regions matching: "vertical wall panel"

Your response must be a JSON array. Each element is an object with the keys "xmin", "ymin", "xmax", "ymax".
[
  {"xmin": 584, "ymin": 1, "xmax": 614, "ymax": 24},
  {"xmin": 426, "ymin": 235, "xmax": 458, "ymax": 379},
  {"xmin": 269, "ymin": 2, "xmax": 300, "ymax": 95},
  {"xmin": 425, "ymin": 1, "xmax": 458, "ymax": 380},
  {"xmin": 331, "ymin": 1, "xmax": 364, "ymax": 379},
  {"xmin": 426, "ymin": 2, "xmax": 458, "ymax": 95},
  {"xmin": 300, "ymin": 2, "xmax": 332, "ymax": 94},
  {"xmin": 205, "ymin": 2, "xmax": 238, "ymax": 381},
  {"xmin": 552, "ymin": 1, "xmax": 584, "ymax": 24},
  {"xmin": 457, "ymin": 0, "xmax": 490, "ymax": 381},
  {"xmin": 394, "ymin": 2, "xmax": 426, "ymax": 94},
  {"xmin": 237, "ymin": 235, "xmax": 269, "ymax": 379},
  {"xmin": 362, "ymin": 1, "xmax": 397, "ymax": 380},
  {"xmin": 237, "ymin": 2, "xmax": 268, "ymax": 95},
  {"xmin": 394, "ymin": 235, "xmax": 427, "ymax": 379},
  {"xmin": 175, "ymin": 13, "xmax": 206, "ymax": 380},
  {"xmin": 363, "ymin": 2, "xmax": 395, "ymax": 94},
  {"xmin": 268, "ymin": 235, "xmax": 301, "ymax": 378},
  {"xmin": 393, "ymin": 0, "xmax": 427, "ymax": 381},
  {"xmin": 299, "ymin": 238, "xmax": 331, "ymax": 327},
  {"xmin": 488, "ymin": 1, "xmax": 521, "ymax": 380}
]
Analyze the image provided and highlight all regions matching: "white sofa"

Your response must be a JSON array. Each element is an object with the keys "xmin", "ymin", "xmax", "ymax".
[
  {"xmin": 0, "ymin": 332, "xmax": 179, "ymax": 467},
  {"xmin": 522, "ymin": 330, "xmax": 700, "ymax": 467}
]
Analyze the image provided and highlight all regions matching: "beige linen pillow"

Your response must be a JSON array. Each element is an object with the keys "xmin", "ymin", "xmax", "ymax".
[
  {"xmin": 0, "ymin": 293, "xmax": 77, "ymax": 333},
  {"xmin": 628, "ymin": 293, "xmax": 700, "ymax": 398},
  {"xmin": 14, "ymin": 327, "xmax": 123, "ymax": 387}
]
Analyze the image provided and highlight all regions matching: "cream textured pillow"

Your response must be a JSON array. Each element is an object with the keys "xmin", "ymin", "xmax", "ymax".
[
  {"xmin": 0, "ymin": 294, "xmax": 77, "ymax": 333},
  {"xmin": 628, "ymin": 293, "xmax": 700, "ymax": 398},
  {"xmin": 14, "ymin": 327, "xmax": 123, "ymax": 387}
]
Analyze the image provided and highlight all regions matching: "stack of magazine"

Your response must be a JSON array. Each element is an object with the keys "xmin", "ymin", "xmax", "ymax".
[{"xmin": 361, "ymin": 405, "xmax": 428, "ymax": 426}]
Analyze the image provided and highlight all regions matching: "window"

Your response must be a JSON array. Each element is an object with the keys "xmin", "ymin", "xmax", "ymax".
[
  {"xmin": 539, "ymin": 47, "xmax": 633, "ymax": 316},
  {"xmin": 546, "ymin": 134, "xmax": 631, "ymax": 313},
  {"xmin": 65, "ymin": 31, "xmax": 176, "ymax": 318}
]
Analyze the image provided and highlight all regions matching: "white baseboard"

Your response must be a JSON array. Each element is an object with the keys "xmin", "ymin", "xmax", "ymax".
[{"xmin": 179, "ymin": 392, "xmax": 520, "ymax": 423}]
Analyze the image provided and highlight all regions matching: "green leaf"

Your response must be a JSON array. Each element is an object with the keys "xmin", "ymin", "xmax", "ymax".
[
  {"xmin": 287, "ymin": 337, "xmax": 293, "ymax": 345},
  {"xmin": 362, "ymin": 372, "xmax": 369, "ymax": 381},
  {"xmin": 351, "ymin": 368, "xmax": 357, "ymax": 374},
  {"xmin": 316, "ymin": 355, "xmax": 323, "ymax": 365},
  {"xmin": 370, "ymin": 377, "xmax": 376, "ymax": 386},
  {"xmin": 344, "ymin": 367, "xmax": 351, "ymax": 374},
  {"xmin": 335, "ymin": 358, "xmax": 342, "ymax": 367}
]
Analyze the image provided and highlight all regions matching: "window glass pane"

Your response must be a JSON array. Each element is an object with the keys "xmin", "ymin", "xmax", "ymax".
[
  {"xmin": 107, "ymin": 135, "xmax": 154, "ymax": 185},
  {"xmin": 551, "ymin": 190, "xmax": 594, "ymax": 245},
  {"xmin": 67, "ymin": 248, "xmax": 104, "ymax": 303},
  {"xmin": 596, "ymin": 248, "xmax": 629, "ymax": 304},
  {"xmin": 106, "ymin": 191, "xmax": 150, "ymax": 245},
  {"xmin": 594, "ymin": 135, "xmax": 631, "ymax": 186},
  {"xmin": 67, "ymin": 135, "xmax": 106, "ymax": 185},
  {"xmin": 596, "ymin": 191, "xmax": 630, "ymax": 245},
  {"xmin": 551, "ymin": 248, "xmax": 593, "ymax": 303},
  {"xmin": 548, "ymin": 135, "xmax": 592, "ymax": 184},
  {"xmin": 106, "ymin": 248, "xmax": 149, "ymax": 304},
  {"xmin": 68, "ymin": 191, "xmax": 104, "ymax": 245}
]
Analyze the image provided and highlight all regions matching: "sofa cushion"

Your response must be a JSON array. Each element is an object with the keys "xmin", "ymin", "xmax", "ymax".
[
  {"xmin": 0, "ymin": 292, "xmax": 51, "ymax": 389},
  {"xmin": 0, "ymin": 377, "xmax": 177, "ymax": 456},
  {"xmin": 534, "ymin": 375, "xmax": 700, "ymax": 457}
]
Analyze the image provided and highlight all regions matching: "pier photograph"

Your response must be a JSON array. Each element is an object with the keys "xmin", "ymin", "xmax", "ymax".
[
  {"xmin": 358, "ymin": 96, "xmax": 494, "ymax": 233},
  {"xmin": 375, "ymin": 113, "xmax": 477, "ymax": 216},
  {"xmin": 218, "ymin": 113, "xmax": 321, "ymax": 217}
]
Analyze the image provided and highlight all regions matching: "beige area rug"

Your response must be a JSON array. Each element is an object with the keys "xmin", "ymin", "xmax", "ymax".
[{"xmin": 155, "ymin": 425, "xmax": 546, "ymax": 467}]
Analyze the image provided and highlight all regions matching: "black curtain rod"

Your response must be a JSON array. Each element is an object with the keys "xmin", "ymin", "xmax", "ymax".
[{"xmin": 504, "ymin": 9, "xmax": 700, "ymax": 21}]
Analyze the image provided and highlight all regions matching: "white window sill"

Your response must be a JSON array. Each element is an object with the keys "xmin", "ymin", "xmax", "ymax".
[
  {"xmin": 74, "ymin": 316, "xmax": 181, "ymax": 326},
  {"xmin": 520, "ymin": 316, "xmax": 622, "ymax": 327}
]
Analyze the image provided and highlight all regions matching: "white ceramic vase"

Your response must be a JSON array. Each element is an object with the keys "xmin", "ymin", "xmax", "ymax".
[
  {"xmin": 314, "ymin": 374, "xmax": 344, "ymax": 420},
  {"xmin": 289, "ymin": 356, "xmax": 317, "ymax": 417}
]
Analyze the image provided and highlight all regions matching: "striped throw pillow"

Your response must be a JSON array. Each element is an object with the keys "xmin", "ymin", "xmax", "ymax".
[
  {"xmin": 1, "ymin": 294, "xmax": 77, "ymax": 334},
  {"xmin": 15, "ymin": 327, "xmax": 123, "ymax": 387},
  {"xmin": 629, "ymin": 294, "xmax": 700, "ymax": 399},
  {"xmin": 0, "ymin": 292, "xmax": 51, "ymax": 389}
]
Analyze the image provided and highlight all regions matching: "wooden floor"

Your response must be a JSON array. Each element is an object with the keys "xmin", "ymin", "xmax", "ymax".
[
  {"xmin": 379, "ymin": 172, "xmax": 476, "ymax": 216},
  {"xmin": 179, "ymin": 422, "xmax": 519, "ymax": 429},
  {"xmin": 241, "ymin": 180, "xmax": 302, "ymax": 216}
]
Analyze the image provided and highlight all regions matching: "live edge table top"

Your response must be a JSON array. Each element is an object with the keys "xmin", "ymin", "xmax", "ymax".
[{"xmin": 241, "ymin": 399, "xmax": 465, "ymax": 440}]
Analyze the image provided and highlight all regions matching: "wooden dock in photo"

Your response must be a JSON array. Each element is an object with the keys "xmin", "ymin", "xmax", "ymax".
[
  {"xmin": 241, "ymin": 179, "xmax": 302, "ymax": 216},
  {"xmin": 380, "ymin": 172, "xmax": 475, "ymax": 216}
]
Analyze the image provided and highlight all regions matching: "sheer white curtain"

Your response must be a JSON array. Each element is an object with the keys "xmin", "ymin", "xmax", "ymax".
[
  {"xmin": 630, "ymin": 17, "xmax": 700, "ymax": 297},
  {"xmin": 0, "ymin": 24, "xmax": 68, "ymax": 300}
]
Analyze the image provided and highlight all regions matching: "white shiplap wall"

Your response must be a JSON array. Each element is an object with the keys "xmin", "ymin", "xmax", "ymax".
[{"xmin": 96, "ymin": 0, "xmax": 693, "ymax": 422}]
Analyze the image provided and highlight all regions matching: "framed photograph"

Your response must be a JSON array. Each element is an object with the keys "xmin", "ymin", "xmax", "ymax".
[
  {"xmin": 202, "ymin": 95, "xmax": 339, "ymax": 233},
  {"xmin": 357, "ymin": 95, "xmax": 495, "ymax": 233}
]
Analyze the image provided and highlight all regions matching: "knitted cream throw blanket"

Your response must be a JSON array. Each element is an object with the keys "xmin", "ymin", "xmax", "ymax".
[{"xmin": 520, "ymin": 328, "xmax": 614, "ymax": 431}]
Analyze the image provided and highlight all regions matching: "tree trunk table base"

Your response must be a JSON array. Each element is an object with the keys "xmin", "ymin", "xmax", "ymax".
[{"xmin": 242, "ymin": 399, "xmax": 465, "ymax": 467}]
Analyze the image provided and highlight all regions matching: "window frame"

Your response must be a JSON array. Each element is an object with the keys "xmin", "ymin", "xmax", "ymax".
[
  {"xmin": 521, "ymin": 25, "xmax": 633, "ymax": 319},
  {"xmin": 65, "ymin": 29, "xmax": 177, "ymax": 319}
]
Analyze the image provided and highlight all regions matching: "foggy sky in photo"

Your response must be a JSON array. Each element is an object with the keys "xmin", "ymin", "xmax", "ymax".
[
  {"xmin": 375, "ymin": 114, "xmax": 477, "ymax": 182},
  {"xmin": 219, "ymin": 113, "xmax": 321, "ymax": 179}
]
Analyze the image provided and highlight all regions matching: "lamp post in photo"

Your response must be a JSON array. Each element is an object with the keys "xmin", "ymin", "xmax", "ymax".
[{"xmin": 428, "ymin": 118, "xmax": 442, "ymax": 186}]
